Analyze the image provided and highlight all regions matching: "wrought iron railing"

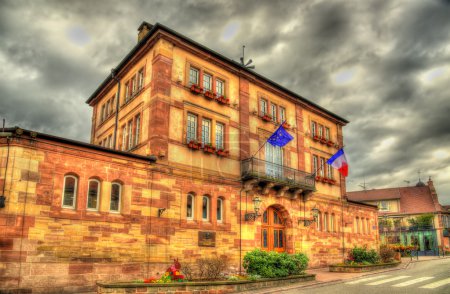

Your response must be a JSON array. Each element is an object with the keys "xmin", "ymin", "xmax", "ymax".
[{"xmin": 241, "ymin": 157, "xmax": 315, "ymax": 190}]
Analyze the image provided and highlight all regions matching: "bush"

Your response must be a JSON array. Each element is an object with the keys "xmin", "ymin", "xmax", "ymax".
[
  {"xmin": 379, "ymin": 245, "xmax": 396, "ymax": 263},
  {"xmin": 350, "ymin": 246, "xmax": 380, "ymax": 264},
  {"xmin": 243, "ymin": 249, "xmax": 308, "ymax": 278},
  {"xmin": 196, "ymin": 256, "xmax": 229, "ymax": 280}
]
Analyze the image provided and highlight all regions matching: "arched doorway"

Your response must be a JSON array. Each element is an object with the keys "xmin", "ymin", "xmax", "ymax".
[{"xmin": 261, "ymin": 206, "xmax": 286, "ymax": 252}]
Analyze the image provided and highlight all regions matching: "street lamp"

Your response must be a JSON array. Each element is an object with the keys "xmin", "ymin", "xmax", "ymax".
[
  {"xmin": 245, "ymin": 196, "xmax": 262, "ymax": 221},
  {"xmin": 299, "ymin": 206, "xmax": 320, "ymax": 226}
]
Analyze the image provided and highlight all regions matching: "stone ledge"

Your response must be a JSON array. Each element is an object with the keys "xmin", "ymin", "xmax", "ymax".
[
  {"xmin": 96, "ymin": 274, "xmax": 315, "ymax": 293},
  {"xmin": 329, "ymin": 261, "xmax": 401, "ymax": 272}
]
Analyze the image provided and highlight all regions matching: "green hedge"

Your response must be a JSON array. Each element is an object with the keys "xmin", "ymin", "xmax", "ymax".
[
  {"xmin": 349, "ymin": 246, "xmax": 380, "ymax": 264},
  {"xmin": 243, "ymin": 249, "xmax": 308, "ymax": 278}
]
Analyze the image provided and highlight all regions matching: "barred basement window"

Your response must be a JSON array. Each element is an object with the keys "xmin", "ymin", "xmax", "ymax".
[
  {"xmin": 110, "ymin": 182, "xmax": 121, "ymax": 212},
  {"xmin": 87, "ymin": 179, "xmax": 100, "ymax": 210},
  {"xmin": 62, "ymin": 175, "xmax": 78, "ymax": 208}
]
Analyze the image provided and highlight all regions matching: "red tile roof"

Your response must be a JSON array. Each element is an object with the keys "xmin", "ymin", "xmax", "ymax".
[{"xmin": 347, "ymin": 184, "xmax": 444, "ymax": 215}]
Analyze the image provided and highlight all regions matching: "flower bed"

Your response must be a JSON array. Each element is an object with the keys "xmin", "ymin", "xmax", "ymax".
[
  {"xmin": 96, "ymin": 274, "xmax": 315, "ymax": 294},
  {"xmin": 329, "ymin": 261, "xmax": 401, "ymax": 273}
]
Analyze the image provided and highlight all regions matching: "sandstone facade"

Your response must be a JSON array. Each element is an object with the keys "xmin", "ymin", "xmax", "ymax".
[{"xmin": 0, "ymin": 22, "xmax": 379, "ymax": 293}]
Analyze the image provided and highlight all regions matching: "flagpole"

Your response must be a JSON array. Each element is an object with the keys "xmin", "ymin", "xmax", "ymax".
[
  {"xmin": 250, "ymin": 121, "xmax": 286, "ymax": 158},
  {"xmin": 250, "ymin": 140, "xmax": 268, "ymax": 158}
]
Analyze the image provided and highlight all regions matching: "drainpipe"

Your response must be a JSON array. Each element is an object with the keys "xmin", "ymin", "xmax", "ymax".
[
  {"xmin": 111, "ymin": 69, "xmax": 121, "ymax": 150},
  {"xmin": 0, "ymin": 135, "xmax": 11, "ymax": 208}
]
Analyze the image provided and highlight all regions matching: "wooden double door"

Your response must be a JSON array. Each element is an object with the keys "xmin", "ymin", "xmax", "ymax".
[{"xmin": 261, "ymin": 207, "xmax": 285, "ymax": 252}]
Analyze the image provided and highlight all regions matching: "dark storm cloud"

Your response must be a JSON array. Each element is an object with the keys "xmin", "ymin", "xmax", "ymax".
[{"xmin": 0, "ymin": 0, "xmax": 449, "ymax": 204}]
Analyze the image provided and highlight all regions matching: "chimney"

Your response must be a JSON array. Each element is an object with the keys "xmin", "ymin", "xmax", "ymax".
[{"xmin": 137, "ymin": 21, "xmax": 153, "ymax": 43}]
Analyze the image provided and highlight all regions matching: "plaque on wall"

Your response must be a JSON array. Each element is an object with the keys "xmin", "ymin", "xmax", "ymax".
[{"xmin": 198, "ymin": 231, "xmax": 216, "ymax": 247}]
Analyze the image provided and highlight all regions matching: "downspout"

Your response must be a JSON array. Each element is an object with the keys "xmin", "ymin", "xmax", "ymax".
[
  {"xmin": 111, "ymin": 69, "xmax": 121, "ymax": 150},
  {"xmin": 239, "ymin": 187, "xmax": 244, "ymax": 274},
  {"xmin": 0, "ymin": 135, "xmax": 11, "ymax": 208}
]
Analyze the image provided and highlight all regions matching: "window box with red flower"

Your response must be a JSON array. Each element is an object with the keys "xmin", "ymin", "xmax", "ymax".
[
  {"xmin": 313, "ymin": 135, "xmax": 320, "ymax": 141},
  {"xmin": 190, "ymin": 84, "xmax": 203, "ymax": 94},
  {"xmin": 315, "ymin": 176, "xmax": 322, "ymax": 182},
  {"xmin": 262, "ymin": 114, "xmax": 272, "ymax": 122},
  {"xmin": 329, "ymin": 179, "xmax": 337, "ymax": 185},
  {"xmin": 216, "ymin": 149, "xmax": 229, "ymax": 157},
  {"xmin": 203, "ymin": 143, "xmax": 216, "ymax": 154},
  {"xmin": 188, "ymin": 140, "xmax": 201, "ymax": 150},
  {"xmin": 327, "ymin": 140, "xmax": 334, "ymax": 147},
  {"xmin": 320, "ymin": 137, "xmax": 327, "ymax": 144},
  {"xmin": 282, "ymin": 122, "xmax": 291, "ymax": 129},
  {"xmin": 204, "ymin": 90, "xmax": 216, "ymax": 100},
  {"xmin": 216, "ymin": 95, "xmax": 230, "ymax": 105}
]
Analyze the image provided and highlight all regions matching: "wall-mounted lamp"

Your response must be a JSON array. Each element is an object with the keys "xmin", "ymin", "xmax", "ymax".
[
  {"xmin": 298, "ymin": 207, "xmax": 320, "ymax": 226},
  {"xmin": 245, "ymin": 196, "xmax": 262, "ymax": 221},
  {"xmin": 158, "ymin": 208, "xmax": 166, "ymax": 218}
]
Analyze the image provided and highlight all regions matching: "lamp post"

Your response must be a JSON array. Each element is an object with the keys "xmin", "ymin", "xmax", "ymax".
[
  {"xmin": 245, "ymin": 196, "xmax": 262, "ymax": 221},
  {"xmin": 299, "ymin": 206, "xmax": 320, "ymax": 226}
]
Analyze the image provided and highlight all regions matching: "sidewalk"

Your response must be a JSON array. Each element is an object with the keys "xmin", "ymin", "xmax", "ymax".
[{"xmin": 240, "ymin": 255, "xmax": 450, "ymax": 294}]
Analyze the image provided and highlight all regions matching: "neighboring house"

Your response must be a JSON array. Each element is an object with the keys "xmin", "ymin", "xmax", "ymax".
[
  {"xmin": 0, "ymin": 22, "xmax": 378, "ymax": 293},
  {"xmin": 347, "ymin": 179, "xmax": 450, "ymax": 255}
]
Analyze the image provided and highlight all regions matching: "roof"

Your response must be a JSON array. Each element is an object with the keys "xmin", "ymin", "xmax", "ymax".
[
  {"xmin": 1, "ymin": 127, "xmax": 157, "ymax": 163},
  {"xmin": 347, "ymin": 185, "xmax": 444, "ymax": 215},
  {"xmin": 86, "ymin": 22, "xmax": 349, "ymax": 124}
]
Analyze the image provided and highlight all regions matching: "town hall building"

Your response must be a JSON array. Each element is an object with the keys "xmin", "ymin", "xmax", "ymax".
[{"xmin": 0, "ymin": 22, "xmax": 378, "ymax": 293}]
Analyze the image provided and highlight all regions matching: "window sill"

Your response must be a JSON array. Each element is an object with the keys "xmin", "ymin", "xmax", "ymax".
[
  {"xmin": 122, "ymin": 88, "xmax": 144, "ymax": 108},
  {"xmin": 98, "ymin": 112, "xmax": 116, "ymax": 128}
]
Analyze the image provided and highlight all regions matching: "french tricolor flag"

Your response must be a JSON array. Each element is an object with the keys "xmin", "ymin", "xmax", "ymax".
[{"xmin": 327, "ymin": 148, "xmax": 349, "ymax": 177}]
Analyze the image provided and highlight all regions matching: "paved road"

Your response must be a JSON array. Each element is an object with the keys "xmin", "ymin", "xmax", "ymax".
[{"xmin": 283, "ymin": 258, "xmax": 450, "ymax": 294}]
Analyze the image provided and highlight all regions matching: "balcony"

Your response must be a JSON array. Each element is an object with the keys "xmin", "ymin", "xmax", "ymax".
[{"xmin": 241, "ymin": 157, "xmax": 316, "ymax": 199}]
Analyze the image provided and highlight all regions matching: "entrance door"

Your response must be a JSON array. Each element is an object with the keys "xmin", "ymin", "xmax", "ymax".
[{"xmin": 261, "ymin": 207, "xmax": 285, "ymax": 252}]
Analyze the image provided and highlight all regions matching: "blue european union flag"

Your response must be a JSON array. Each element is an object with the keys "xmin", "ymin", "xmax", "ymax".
[{"xmin": 267, "ymin": 123, "xmax": 294, "ymax": 147}]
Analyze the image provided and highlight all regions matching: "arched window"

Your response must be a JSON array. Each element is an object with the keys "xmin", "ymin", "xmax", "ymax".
[
  {"xmin": 217, "ymin": 198, "xmax": 223, "ymax": 223},
  {"xmin": 186, "ymin": 193, "xmax": 195, "ymax": 220},
  {"xmin": 110, "ymin": 182, "xmax": 121, "ymax": 212},
  {"xmin": 330, "ymin": 213, "xmax": 335, "ymax": 232},
  {"xmin": 62, "ymin": 175, "xmax": 78, "ymax": 208},
  {"xmin": 87, "ymin": 179, "xmax": 100, "ymax": 210},
  {"xmin": 202, "ymin": 196, "xmax": 210, "ymax": 221},
  {"xmin": 316, "ymin": 212, "xmax": 322, "ymax": 231},
  {"xmin": 323, "ymin": 212, "xmax": 329, "ymax": 232}
]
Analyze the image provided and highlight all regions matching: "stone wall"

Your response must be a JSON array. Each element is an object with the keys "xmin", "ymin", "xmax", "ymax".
[{"xmin": 0, "ymin": 135, "xmax": 378, "ymax": 293}]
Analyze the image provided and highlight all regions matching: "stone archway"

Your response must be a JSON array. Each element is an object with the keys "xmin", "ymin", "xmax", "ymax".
[{"xmin": 260, "ymin": 204, "xmax": 293, "ymax": 253}]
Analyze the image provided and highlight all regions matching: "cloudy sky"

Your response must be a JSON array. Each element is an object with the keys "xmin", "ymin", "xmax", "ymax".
[{"xmin": 1, "ymin": 0, "xmax": 449, "ymax": 204}]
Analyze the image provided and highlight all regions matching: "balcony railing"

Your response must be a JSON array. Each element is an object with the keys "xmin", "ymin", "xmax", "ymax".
[{"xmin": 241, "ymin": 157, "xmax": 315, "ymax": 190}]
